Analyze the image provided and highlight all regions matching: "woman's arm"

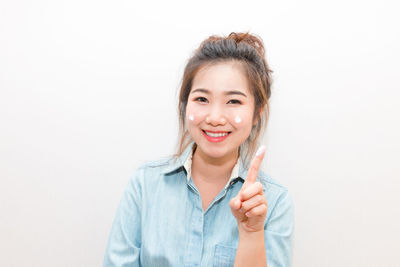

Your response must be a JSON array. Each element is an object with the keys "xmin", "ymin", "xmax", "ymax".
[
  {"xmin": 231, "ymin": 185, "xmax": 294, "ymax": 267},
  {"xmin": 230, "ymin": 147, "xmax": 268, "ymax": 267},
  {"xmin": 264, "ymin": 190, "xmax": 294, "ymax": 267},
  {"xmin": 235, "ymin": 228, "xmax": 267, "ymax": 267},
  {"xmin": 230, "ymin": 146, "xmax": 294, "ymax": 267},
  {"xmin": 103, "ymin": 169, "xmax": 143, "ymax": 267}
]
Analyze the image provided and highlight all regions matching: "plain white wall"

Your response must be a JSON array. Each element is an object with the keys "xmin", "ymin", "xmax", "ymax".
[{"xmin": 1, "ymin": 0, "xmax": 399, "ymax": 266}]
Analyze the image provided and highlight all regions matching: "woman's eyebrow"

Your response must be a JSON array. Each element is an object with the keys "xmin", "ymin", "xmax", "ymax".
[
  {"xmin": 191, "ymin": 88, "xmax": 247, "ymax": 97},
  {"xmin": 192, "ymin": 88, "xmax": 209, "ymax": 94},
  {"xmin": 225, "ymin": 90, "xmax": 247, "ymax": 97}
]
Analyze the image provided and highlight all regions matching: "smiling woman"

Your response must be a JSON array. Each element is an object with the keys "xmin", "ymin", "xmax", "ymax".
[
  {"xmin": 178, "ymin": 34, "xmax": 272, "ymax": 165},
  {"xmin": 103, "ymin": 32, "xmax": 294, "ymax": 267},
  {"xmin": 186, "ymin": 62, "xmax": 255, "ymax": 162}
]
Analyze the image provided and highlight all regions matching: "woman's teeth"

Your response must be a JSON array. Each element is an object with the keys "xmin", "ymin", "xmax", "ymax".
[{"xmin": 205, "ymin": 131, "xmax": 229, "ymax": 137}]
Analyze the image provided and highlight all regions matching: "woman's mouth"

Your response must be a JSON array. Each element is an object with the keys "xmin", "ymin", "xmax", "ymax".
[{"xmin": 202, "ymin": 130, "xmax": 231, "ymax": 142}]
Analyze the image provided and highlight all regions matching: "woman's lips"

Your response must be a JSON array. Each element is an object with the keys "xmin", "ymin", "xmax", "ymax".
[{"xmin": 202, "ymin": 130, "xmax": 231, "ymax": 143}]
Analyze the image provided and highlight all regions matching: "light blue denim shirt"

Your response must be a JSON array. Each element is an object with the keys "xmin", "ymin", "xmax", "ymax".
[{"xmin": 103, "ymin": 143, "xmax": 294, "ymax": 267}]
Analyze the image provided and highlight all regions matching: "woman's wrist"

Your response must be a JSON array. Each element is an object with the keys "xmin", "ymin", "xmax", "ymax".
[
  {"xmin": 235, "ymin": 225, "xmax": 267, "ymax": 267},
  {"xmin": 238, "ymin": 226, "xmax": 265, "ymax": 240}
]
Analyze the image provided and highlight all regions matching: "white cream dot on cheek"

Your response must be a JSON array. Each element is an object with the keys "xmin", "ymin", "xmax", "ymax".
[
  {"xmin": 234, "ymin": 115, "xmax": 242, "ymax": 124},
  {"xmin": 188, "ymin": 114, "xmax": 194, "ymax": 121}
]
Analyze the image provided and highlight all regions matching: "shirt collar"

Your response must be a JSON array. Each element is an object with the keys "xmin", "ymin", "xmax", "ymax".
[
  {"xmin": 162, "ymin": 143, "xmax": 195, "ymax": 175},
  {"xmin": 163, "ymin": 142, "xmax": 250, "ymax": 188}
]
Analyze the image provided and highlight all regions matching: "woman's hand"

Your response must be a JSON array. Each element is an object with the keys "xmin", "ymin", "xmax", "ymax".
[{"xmin": 230, "ymin": 146, "xmax": 268, "ymax": 233}]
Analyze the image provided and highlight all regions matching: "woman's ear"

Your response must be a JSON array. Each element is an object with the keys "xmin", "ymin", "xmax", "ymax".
[{"xmin": 253, "ymin": 105, "xmax": 265, "ymax": 126}]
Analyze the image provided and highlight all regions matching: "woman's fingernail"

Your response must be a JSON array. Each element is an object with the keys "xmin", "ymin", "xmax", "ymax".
[{"xmin": 256, "ymin": 145, "xmax": 266, "ymax": 156}]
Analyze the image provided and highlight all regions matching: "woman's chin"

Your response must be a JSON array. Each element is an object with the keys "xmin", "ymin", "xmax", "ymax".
[{"xmin": 196, "ymin": 145, "xmax": 238, "ymax": 161}]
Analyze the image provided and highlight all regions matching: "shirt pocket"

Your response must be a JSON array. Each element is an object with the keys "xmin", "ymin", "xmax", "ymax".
[{"xmin": 213, "ymin": 244, "xmax": 237, "ymax": 267}]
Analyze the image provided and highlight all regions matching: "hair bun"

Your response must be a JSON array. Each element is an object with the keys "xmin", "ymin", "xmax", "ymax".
[{"xmin": 227, "ymin": 32, "xmax": 265, "ymax": 58}]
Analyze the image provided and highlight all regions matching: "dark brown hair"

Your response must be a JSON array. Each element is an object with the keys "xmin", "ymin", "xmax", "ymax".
[{"xmin": 176, "ymin": 31, "xmax": 273, "ymax": 165}]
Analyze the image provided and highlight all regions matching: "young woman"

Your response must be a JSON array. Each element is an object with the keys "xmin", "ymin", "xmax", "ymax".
[{"xmin": 103, "ymin": 32, "xmax": 294, "ymax": 267}]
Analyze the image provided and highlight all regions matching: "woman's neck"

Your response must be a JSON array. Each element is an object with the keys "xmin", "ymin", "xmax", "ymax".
[{"xmin": 191, "ymin": 146, "xmax": 239, "ymax": 183}]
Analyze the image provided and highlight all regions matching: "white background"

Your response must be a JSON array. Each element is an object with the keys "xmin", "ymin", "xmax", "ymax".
[{"xmin": 1, "ymin": 0, "xmax": 399, "ymax": 266}]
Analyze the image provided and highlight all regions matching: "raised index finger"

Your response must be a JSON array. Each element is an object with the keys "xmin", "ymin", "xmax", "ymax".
[{"xmin": 245, "ymin": 145, "xmax": 266, "ymax": 185}]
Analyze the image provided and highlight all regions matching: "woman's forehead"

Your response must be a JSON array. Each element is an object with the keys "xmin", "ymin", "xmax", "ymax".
[{"xmin": 191, "ymin": 62, "xmax": 251, "ymax": 96}]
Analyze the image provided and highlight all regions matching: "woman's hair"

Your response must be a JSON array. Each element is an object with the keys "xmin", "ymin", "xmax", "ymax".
[{"xmin": 176, "ymin": 31, "xmax": 273, "ymax": 164}]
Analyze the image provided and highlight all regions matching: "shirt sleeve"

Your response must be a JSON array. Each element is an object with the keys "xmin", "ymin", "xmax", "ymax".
[
  {"xmin": 264, "ymin": 190, "xmax": 294, "ymax": 267},
  {"xmin": 103, "ymin": 169, "xmax": 143, "ymax": 267}
]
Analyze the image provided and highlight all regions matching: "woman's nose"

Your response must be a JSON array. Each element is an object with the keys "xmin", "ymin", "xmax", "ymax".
[{"xmin": 205, "ymin": 106, "xmax": 227, "ymax": 126}]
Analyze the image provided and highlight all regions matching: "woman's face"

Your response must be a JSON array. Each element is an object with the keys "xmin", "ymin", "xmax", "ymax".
[{"xmin": 186, "ymin": 61, "xmax": 256, "ymax": 161}]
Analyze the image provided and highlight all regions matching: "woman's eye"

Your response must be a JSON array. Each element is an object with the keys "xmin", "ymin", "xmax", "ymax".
[
  {"xmin": 195, "ymin": 97, "xmax": 208, "ymax": 103},
  {"xmin": 227, "ymin": 99, "xmax": 242, "ymax": 104}
]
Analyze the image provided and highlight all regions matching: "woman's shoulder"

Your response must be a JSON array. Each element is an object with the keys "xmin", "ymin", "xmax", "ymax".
[
  {"xmin": 136, "ymin": 155, "xmax": 175, "ymax": 169},
  {"xmin": 257, "ymin": 170, "xmax": 294, "ymax": 233},
  {"xmin": 257, "ymin": 169, "xmax": 288, "ymax": 191},
  {"xmin": 256, "ymin": 169, "xmax": 292, "ymax": 205},
  {"xmin": 130, "ymin": 154, "xmax": 182, "ymax": 180}
]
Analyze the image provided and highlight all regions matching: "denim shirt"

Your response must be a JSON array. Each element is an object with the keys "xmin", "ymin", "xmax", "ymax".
[{"xmin": 103, "ymin": 143, "xmax": 294, "ymax": 267}]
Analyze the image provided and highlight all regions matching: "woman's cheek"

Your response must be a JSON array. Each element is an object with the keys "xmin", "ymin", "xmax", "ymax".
[
  {"xmin": 227, "ymin": 109, "xmax": 246, "ymax": 125},
  {"xmin": 186, "ymin": 105, "xmax": 207, "ymax": 124},
  {"xmin": 234, "ymin": 115, "xmax": 242, "ymax": 124},
  {"xmin": 229, "ymin": 110, "xmax": 253, "ymax": 131}
]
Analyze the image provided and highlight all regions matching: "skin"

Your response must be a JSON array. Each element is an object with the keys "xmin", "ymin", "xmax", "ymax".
[
  {"xmin": 185, "ymin": 61, "xmax": 268, "ymax": 266},
  {"xmin": 186, "ymin": 62, "xmax": 255, "ymax": 164},
  {"xmin": 230, "ymin": 148, "xmax": 268, "ymax": 267}
]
